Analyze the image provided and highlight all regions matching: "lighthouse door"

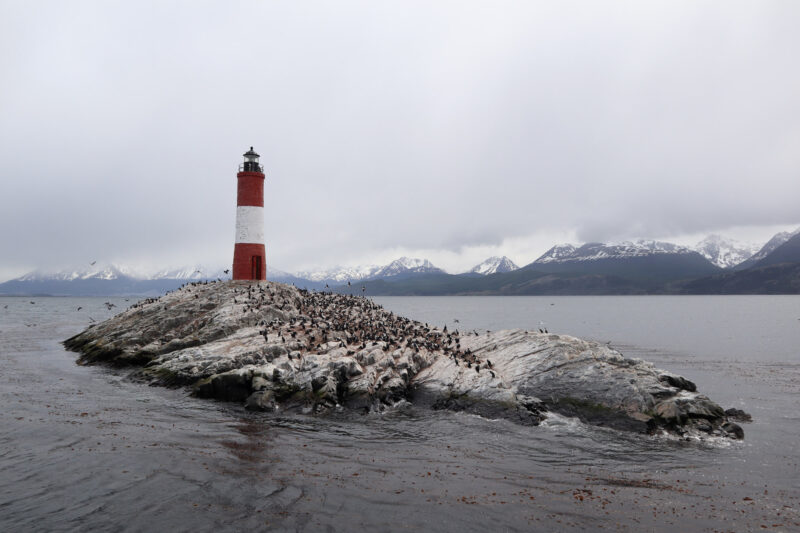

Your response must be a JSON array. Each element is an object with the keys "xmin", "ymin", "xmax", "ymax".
[{"xmin": 251, "ymin": 256, "xmax": 262, "ymax": 280}]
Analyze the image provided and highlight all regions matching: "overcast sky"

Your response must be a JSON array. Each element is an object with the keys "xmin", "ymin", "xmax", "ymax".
[{"xmin": 1, "ymin": 1, "xmax": 799, "ymax": 281}]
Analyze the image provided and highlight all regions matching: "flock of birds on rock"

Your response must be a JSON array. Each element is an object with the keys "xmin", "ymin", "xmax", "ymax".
[
  {"xmin": 218, "ymin": 283, "xmax": 498, "ymax": 377},
  {"xmin": 2, "ymin": 278, "xmax": 548, "ymax": 377}
]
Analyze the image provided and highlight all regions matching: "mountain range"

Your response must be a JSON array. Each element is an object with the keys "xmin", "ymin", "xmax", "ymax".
[
  {"xmin": 330, "ymin": 231, "xmax": 800, "ymax": 296},
  {"xmin": 732, "ymin": 228, "xmax": 800, "ymax": 270},
  {"xmin": 0, "ymin": 264, "xmax": 232, "ymax": 297},
  {"xmin": 285, "ymin": 256, "xmax": 513, "ymax": 287},
  {"xmin": 1, "ymin": 230, "xmax": 799, "ymax": 296}
]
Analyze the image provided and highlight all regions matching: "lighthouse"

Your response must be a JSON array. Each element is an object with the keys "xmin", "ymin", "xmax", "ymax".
[{"xmin": 232, "ymin": 147, "xmax": 266, "ymax": 280}]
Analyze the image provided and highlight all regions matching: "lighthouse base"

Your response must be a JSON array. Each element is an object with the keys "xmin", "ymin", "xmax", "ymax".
[{"xmin": 232, "ymin": 243, "xmax": 266, "ymax": 281}]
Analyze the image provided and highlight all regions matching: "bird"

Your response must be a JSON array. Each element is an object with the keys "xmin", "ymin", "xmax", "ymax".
[
  {"xmin": 90, "ymin": 261, "xmax": 96, "ymax": 266},
  {"xmin": 3, "ymin": 305, "xmax": 7, "ymax": 309},
  {"xmin": 29, "ymin": 301, "xmax": 35, "ymax": 305},
  {"xmin": 453, "ymin": 319, "xmax": 460, "ymax": 323},
  {"xmin": 77, "ymin": 306, "xmax": 83, "ymax": 311},
  {"xmin": 224, "ymin": 269, "xmax": 230, "ymax": 275}
]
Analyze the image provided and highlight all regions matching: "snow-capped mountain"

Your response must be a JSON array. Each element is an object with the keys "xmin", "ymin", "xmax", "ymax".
[
  {"xmin": 469, "ymin": 256, "xmax": 519, "ymax": 275},
  {"xmin": 734, "ymin": 227, "xmax": 800, "ymax": 270},
  {"xmin": 293, "ymin": 257, "xmax": 443, "ymax": 284},
  {"xmin": 150, "ymin": 266, "xmax": 230, "ymax": 280},
  {"xmin": 534, "ymin": 244, "xmax": 578, "ymax": 264},
  {"xmin": 9, "ymin": 263, "xmax": 230, "ymax": 284},
  {"xmin": 0, "ymin": 262, "xmax": 233, "ymax": 296},
  {"xmin": 294, "ymin": 264, "xmax": 381, "ymax": 283},
  {"xmin": 267, "ymin": 267, "xmax": 293, "ymax": 279},
  {"xmin": 693, "ymin": 235, "xmax": 760, "ymax": 269},
  {"xmin": 522, "ymin": 239, "xmax": 721, "ymax": 284},
  {"xmin": 532, "ymin": 240, "xmax": 695, "ymax": 264},
  {"xmin": 17, "ymin": 264, "xmax": 137, "ymax": 282},
  {"xmin": 370, "ymin": 257, "xmax": 443, "ymax": 279},
  {"xmin": 747, "ymin": 230, "xmax": 800, "ymax": 269}
]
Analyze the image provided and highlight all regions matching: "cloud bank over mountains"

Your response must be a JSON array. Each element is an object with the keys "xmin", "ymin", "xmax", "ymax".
[{"xmin": 1, "ymin": 2, "xmax": 799, "ymax": 281}]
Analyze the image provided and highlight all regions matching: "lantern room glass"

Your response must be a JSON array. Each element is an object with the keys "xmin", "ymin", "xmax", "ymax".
[{"xmin": 241, "ymin": 147, "xmax": 262, "ymax": 172}]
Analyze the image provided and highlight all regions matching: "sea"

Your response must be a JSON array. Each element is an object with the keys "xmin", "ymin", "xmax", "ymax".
[{"xmin": 1, "ymin": 295, "xmax": 798, "ymax": 532}]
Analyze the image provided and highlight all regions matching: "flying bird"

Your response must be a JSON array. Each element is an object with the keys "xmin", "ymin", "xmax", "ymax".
[
  {"xmin": 77, "ymin": 306, "xmax": 83, "ymax": 311},
  {"xmin": 224, "ymin": 269, "xmax": 230, "ymax": 275},
  {"xmin": 90, "ymin": 261, "xmax": 96, "ymax": 266}
]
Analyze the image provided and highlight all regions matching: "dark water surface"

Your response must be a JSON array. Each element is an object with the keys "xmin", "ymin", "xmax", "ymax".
[{"xmin": 1, "ymin": 295, "xmax": 798, "ymax": 532}]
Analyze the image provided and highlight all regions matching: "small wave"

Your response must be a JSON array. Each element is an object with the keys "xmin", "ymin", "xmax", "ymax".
[{"xmin": 539, "ymin": 412, "xmax": 598, "ymax": 438}]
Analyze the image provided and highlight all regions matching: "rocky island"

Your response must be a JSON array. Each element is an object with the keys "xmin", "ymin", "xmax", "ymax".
[{"xmin": 64, "ymin": 281, "xmax": 747, "ymax": 439}]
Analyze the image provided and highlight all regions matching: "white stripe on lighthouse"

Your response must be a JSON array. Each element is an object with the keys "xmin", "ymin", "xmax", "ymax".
[{"xmin": 235, "ymin": 206, "xmax": 264, "ymax": 244}]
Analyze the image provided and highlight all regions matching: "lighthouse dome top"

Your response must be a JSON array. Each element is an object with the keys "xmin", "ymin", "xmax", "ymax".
[{"xmin": 240, "ymin": 146, "xmax": 263, "ymax": 173}]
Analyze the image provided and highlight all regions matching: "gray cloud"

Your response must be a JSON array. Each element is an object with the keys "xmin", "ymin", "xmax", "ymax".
[{"xmin": 1, "ymin": 1, "xmax": 799, "ymax": 279}]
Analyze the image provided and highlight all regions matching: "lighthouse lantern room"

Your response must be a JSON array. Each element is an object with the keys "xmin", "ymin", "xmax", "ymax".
[
  {"xmin": 232, "ymin": 146, "xmax": 267, "ymax": 281},
  {"xmin": 241, "ymin": 146, "xmax": 262, "ymax": 172}
]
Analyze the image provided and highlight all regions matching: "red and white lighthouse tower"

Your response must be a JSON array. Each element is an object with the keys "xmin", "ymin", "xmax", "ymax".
[{"xmin": 232, "ymin": 147, "xmax": 266, "ymax": 280}]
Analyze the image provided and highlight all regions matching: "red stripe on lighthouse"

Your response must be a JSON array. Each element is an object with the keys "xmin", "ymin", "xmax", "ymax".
[
  {"xmin": 237, "ymin": 172, "xmax": 264, "ymax": 206},
  {"xmin": 233, "ymin": 243, "xmax": 266, "ymax": 280}
]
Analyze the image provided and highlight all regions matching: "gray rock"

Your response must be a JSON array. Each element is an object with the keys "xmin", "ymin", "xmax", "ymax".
[
  {"xmin": 658, "ymin": 373, "xmax": 697, "ymax": 392},
  {"xmin": 654, "ymin": 400, "xmax": 686, "ymax": 424},
  {"xmin": 691, "ymin": 419, "xmax": 713, "ymax": 433},
  {"xmin": 724, "ymin": 408, "xmax": 752, "ymax": 422},
  {"xmin": 245, "ymin": 389, "xmax": 276, "ymax": 411},
  {"xmin": 63, "ymin": 280, "xmax": 745, "ymax": 439},
  {"xmin": 721, "ymin": 421, "xmax": 745, "ymax": 439}
]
